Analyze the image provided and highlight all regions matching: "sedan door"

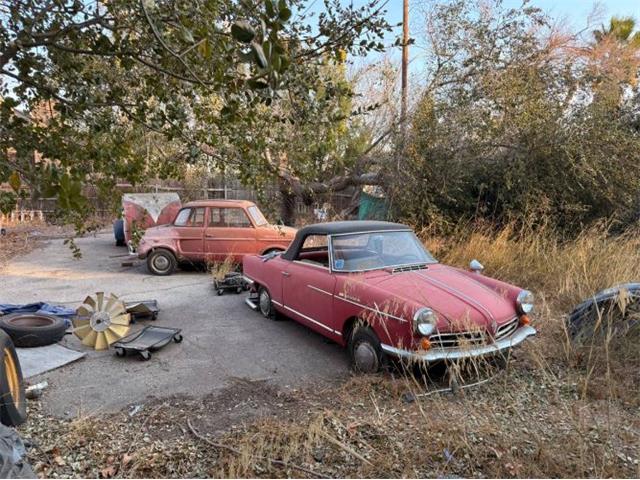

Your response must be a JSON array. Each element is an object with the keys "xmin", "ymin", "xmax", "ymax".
[
  {"xmin": 172, "ymin": 207, "xmax": 206, "ymax": 258},
  {"xmin": 204, "ymin": 207, "xmax": 257, "ymax": 262}
]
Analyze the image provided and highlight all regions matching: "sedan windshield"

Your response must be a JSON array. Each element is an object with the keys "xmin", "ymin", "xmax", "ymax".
[{"xmin": 330, "ymin": 230, "xmax": 437, "ymax": 272}]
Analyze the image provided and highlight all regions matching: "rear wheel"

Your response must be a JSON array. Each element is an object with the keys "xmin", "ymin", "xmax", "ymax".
[
  {"xmin": 258, "ymin": 287, "xmax": 275, "ymax": 319},
  {"xmin": 348, "ymin": 324, "xmax": 384, "ymax": 374},
  {"xmin": 147, "ymin": 249, "xmax": 177, "ymax": 276}
]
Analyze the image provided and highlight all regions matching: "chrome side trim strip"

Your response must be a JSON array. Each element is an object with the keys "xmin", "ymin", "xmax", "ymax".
[
  {"xmin": 381, "ymin": 325, "xmax": 536, "ymax": 362},
  {"xmin": 307, "ymin": 285, "xmax": 333, "ymax": 296},
  {"xmin": 283, "ymin": 305, "xmax": 340, "ymax": 334},
  {"xmin": 272, "ymin": 299, "xmax": 283, "ymax": 307}
]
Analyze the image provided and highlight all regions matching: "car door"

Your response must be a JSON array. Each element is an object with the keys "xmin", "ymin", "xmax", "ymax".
[
  {"xmin": 281, "ymin": 235, "xmax": 338, "ymax": 337},
  {"xmin": 204, "ymin": 207, "xmax": 257, "ymax": 262},
  {"xmin": 172, "ymin": 207, "xmax": 205, "ymax": 258}
]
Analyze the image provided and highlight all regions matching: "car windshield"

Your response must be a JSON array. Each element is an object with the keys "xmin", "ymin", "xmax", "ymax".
[
  {"xmin": 330, "ymin": 230, "xmax": 437, "ymax": 272},
  {"xmin": 247, "ymin": 205, "xmax": 268, "ymax": 226}
]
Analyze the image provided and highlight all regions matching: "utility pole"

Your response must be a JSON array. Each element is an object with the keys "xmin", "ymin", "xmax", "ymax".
[{"xmin": 401, "ymin": 0, "xmax": 409, "ymax": 125}]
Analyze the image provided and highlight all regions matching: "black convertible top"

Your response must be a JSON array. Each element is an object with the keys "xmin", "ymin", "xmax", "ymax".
[{"xmin": 281, "ymin": 220, "xmax": 410, "ymax": 261}]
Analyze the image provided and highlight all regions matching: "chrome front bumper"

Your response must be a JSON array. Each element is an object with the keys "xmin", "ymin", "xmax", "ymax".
[{"xmin": 381, "ymin": 325, "xmax": 537, "ymax": 362}]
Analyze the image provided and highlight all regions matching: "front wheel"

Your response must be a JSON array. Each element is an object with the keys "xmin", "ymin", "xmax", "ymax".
[
  {"xmin": 348, "ymin": 324, "xmax": 384, "ymax": 374},
  {"xmin": 147, "ymin": 249, "xmax": 177, "ymax": 276}
]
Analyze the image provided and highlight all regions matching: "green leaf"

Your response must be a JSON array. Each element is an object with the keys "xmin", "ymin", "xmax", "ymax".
[
  {"xmin": 8, "ymin": 171, "xmax": 20, "ymax": 192},
  {"xmin": 231, "ymin": 21, "xmax": 256, "ymax": 43},
  {"xmin": 251, "ymin": 42, "xmax": 268, "ymax": 68},
  {"xmin": 265, "ymin": 0, "xmax": 275, "ymax": 17}
]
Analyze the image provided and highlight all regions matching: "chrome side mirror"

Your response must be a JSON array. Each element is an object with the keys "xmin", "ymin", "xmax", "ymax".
[{"xmin": 469, "ymin": 259, "xmax": 484, "ymax": 273}]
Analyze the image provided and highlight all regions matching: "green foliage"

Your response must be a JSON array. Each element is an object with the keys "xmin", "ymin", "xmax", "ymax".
[
  {"xmin": 1, "ymin": 0, "xmax": 390, "ymax": 223},
  {"xmin": 392, "ymin": 1, "xmax": 640, "ymax": 234}
]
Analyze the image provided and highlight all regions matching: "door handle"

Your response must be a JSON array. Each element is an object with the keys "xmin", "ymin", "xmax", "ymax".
[{"xmin": 282, "ymin": 271, "xmax": 291, "ymax": 277}]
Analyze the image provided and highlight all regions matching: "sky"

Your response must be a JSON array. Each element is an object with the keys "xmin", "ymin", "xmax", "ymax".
[
  {"xmin": 347, "ymin": 0, "xmax": 640, "ymax": 75},
  {"xmin": 381, "ymin": 0, "xmax": 640, "ymax": 30}
]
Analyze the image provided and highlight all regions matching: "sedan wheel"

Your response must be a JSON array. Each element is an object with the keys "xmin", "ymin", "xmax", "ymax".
[{"xmin": 147, "ymin": 250, "xmax": 176, "ymax": 276}]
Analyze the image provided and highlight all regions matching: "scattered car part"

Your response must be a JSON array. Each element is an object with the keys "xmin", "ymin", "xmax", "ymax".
[
  {"xmin": 122, "ymin": 192, "xmax": 182, "ymax": 245},
  {"xmin": 567, "ymin": 283, "xmax": 640, "ymax": 343},
  {"xmin": 112, "ymin": 326, "xmax": 183, "ymax": 361},
  {"xmin": 0, "ymin": 302, "xmax": 76, "ymax": 327},
  {"xmin": 73, "ymin": 292, "xmax": 131, "ymax": 350},
  {"xmin": 25, "ymin": 381, "xmax": 48, "ymax": 400},
  {"xmin": 0, "ymin": 331, "xmax": 26, "ymax": 427},
  {"xmin": 214, "ymin": 272, "xmax": 248, "ymax": 295},
  {"xmin": 124, "ymin": 300, "xmax": 160, "ymax": 321},
  {"xmin": 16, "ymin": 344, "xmax": 85, "ymax": 379},
  {"xmin": 113, "ymin": 218, "xmax": 126, "ymax": 247},
  {"xmin": 0, "ymin": 314, "xmax": 67, "ymax": 348},
  {"xmin": 0, "ymin": 423, "xmax": 34, "ymax": 478}
]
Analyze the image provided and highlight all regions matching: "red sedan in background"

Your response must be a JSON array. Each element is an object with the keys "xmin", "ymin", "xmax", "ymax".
[
  {"xmin": 243, "ymin": 221, "xmax": 536, "ymax": 373},
  {"xmin": 137, "ymin": 200, "xmax": 296, "ymax": 275}
]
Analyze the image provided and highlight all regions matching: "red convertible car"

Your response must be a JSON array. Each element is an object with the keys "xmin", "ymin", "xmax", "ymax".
[{"xmin": 243, "ymin": 221, "xmax": 536, "ymax": 373}]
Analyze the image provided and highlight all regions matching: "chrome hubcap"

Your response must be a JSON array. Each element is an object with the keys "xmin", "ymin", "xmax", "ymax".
[
  {"xmin": 259, "ymin": 290, "xmax": 270, "ymax": 316},
  {"xmin": 153, "ymin": 255, "xmax": 170, "ymax": 271},
  {"xmin": 354, "ymin": 342, "xmax": 378, "ymax": 373}
]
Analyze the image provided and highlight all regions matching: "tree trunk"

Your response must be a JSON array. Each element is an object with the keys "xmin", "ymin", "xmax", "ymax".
[{"xmin": 279, "ymin": 181, "xmax": 297, "ymax": 226}]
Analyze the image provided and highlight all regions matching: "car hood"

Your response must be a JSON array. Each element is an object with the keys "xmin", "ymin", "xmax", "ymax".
[
  {"xmin": 361, "ymin": 264, "xmax": 517, "ymax": 330},
  {"xmin": 141, "ymin": 224, "xmax": 174, "ymax": 237},
  {"xmin": 266, "ymin": 224, "xmax": 297, "ymax": 237}
]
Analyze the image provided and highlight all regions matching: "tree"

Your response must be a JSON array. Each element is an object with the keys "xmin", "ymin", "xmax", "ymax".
[
  {"xmin": 394, "ymin": 0, "xmax": 640, "ymax": 232},
  {"xmin": 0, "ymin": 0, "xmax": 390, "ymax": 222}
]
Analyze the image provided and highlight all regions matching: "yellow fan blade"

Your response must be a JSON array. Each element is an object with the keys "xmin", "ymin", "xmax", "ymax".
[
  {"xmin": 94, "ymin": 332, "xmax": 108, "ymax": 350},
  {"xmin": 103, "ymin": 328, "xmax": 120, "ymax": 345},
  {"xmin": 104, "ymin": 294, "xmax": 118, "ymax": 314},
  {"xmin": 76, "ymin": 306, "xmax": 92, "ymax": 318},
  {"xmin": 96, "ymin": 292, "xmax": 105, "ymax": 311},
  {"xmin": 108, "ymin": 324, "xmax": 130, "ymax": 337},
  {"xmin": 73, "ymin": 324, "xmax": 93, "ymax": 339},
  {"xmin": 81, "ymin": 330, "xmax": 98, "ymax": 347},
  {"xmin": 110, "ymin": 313, "xmax": 131, "ymax": 326},
  {"xmin": 83, "ymin": 295, "xmax": 96, "ymax": 310},
  {"xmin": 72, "ymin": 317, "xmax": 90, "ymax": 329},
  {"xmin": 107, "ymin": 299, "xmax": 125, "ymax": 316}
]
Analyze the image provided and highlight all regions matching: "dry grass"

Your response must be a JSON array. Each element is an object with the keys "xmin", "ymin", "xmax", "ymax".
[{"xmin": 20, "ymin": 223, "xmax": 640, "ymax": 478}]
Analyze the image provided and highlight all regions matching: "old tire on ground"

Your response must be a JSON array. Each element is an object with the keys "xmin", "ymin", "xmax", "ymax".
[
  {"xmin": 258, "ymin": 286, "xmax": 275, "ymax": 320},
  {"xmin": 0, "ymin": 332, "xmax": 27, "ymax": 426},
  {"xmin": 0, "ymin": 313, "xmax": 67, "ymax": 348},
  {"xmin": 146, "ymin": 249, "xmax": 177, "ymax": 276},
  {"xmin": 349, "ymin": 324, "xmax": 383, "ymax": 374}
]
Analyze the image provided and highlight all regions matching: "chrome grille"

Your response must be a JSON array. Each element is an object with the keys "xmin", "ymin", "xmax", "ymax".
[
  {"xmin": 495, "ymin": 317, "xmax": 519, "ymax": 341},
  {"xmin": 429, "ymin": 330, "xmax": 487, "ymax": 349},
  {"xmin": 430, "ymin": 317, "xmax": 519, "ymax": 349}
]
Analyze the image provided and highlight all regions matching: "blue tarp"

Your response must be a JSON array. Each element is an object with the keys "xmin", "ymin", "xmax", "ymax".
[{"xmin": 0, "ymin": 303, "xmax": 75, "ymax": 327}]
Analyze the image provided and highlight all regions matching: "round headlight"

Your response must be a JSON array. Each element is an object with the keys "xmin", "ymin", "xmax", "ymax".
[
  {"xmin": 516, "ymin": 290, "xmax": 534, "ymax": 314},
  {"xmin": 413, "ymin": 307, "xmax": 437, "ymax": 336}
]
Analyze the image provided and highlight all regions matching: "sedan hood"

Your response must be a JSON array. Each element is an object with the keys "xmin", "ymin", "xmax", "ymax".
[
  {"xmin": 141, "ymin": 224, "xmax": 174, "ymax": 237},
  {"xmin": 363, "ymin": 264, "xmax": 516, "ymax": 330},
  {"xmin": 267, "ymin": 224, "xmax": 297, "ymax": 237}
]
